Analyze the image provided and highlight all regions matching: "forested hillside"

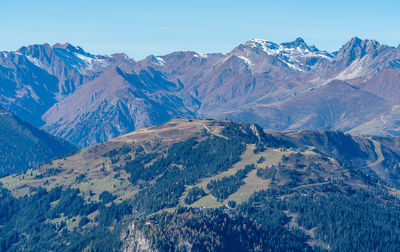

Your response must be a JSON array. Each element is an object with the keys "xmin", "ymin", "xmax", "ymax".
[
  {"xmin": 0, "ymin": 106, "xmax": 76, "ymax": 175},
  {"xmin": 1, "ymin": 119, "xmax": 400, "ymax": 251}
]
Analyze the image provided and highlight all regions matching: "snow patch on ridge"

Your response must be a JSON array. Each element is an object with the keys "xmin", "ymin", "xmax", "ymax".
[
  {"xmin": 0, "ymin": 52, "xmax": 9, "ymax": 58},
  {"xmin": 238, "ymin": 56, "xmax": 254, "ymax": 70},
  {"xmin": 26, "ymin": 55, "xmax": 46, "ymax": 68},
  {"xmin": 74, "ymin": 52, "xmax": 111, "ymax": 71},
  {"xmin": 151, "ymin": 56, "xmax": 166, "ymax": 66},
  {"xmin": 193, "ymin": 53, "xmax": 208, "ymax": 59}
]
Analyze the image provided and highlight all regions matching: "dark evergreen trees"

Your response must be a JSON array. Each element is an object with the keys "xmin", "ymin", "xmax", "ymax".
[{"xmin": 184, "ymin": 187, "xmax": 206, "ymax": 205}]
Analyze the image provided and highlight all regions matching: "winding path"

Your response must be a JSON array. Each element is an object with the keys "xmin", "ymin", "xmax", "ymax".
[{"xmin": 358, "ymin": 138, "xmax": 387, "ymax": 180}]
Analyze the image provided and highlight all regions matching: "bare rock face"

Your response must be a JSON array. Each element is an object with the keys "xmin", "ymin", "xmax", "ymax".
[
  {"xmin": 122, "ymin": 222, "xmax": 155, "ymax": 252},
  {"xmin": 1, "ymin": 37, "xmax": 400, "ymax": 146},
  {"xmin": 0, "ymin": 50, "xmax": 59, "ymax": 126}
]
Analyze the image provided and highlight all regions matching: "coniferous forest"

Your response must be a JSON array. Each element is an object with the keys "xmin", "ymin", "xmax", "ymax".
[{"xmin": 2, "ymin": 120, "xmax": 400, "ymax": 251}]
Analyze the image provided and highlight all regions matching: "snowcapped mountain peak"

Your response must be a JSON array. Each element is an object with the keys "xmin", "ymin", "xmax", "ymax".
[
  {"xmin": 53, "ymin": 43, "xmax": 87, "ymax": 55},
  {"xmin": 14, "ymin": 42, "xmax": 119, "ymax": 76},
  {"xmin": 53, "ymin": 43, "xmax": 94, "ymax": 59},
  {"xmin": 49, "ymin": 43, "xmax": 114, "ymax": 73},
  {"xmin": 238, "ymin": 38, "xmax": 333, "ymax": 71},
  {"xmin": 281, "ymin": 37, "xmax": 309, "ymax": 50},
  {"xmin": 244, "ymin": 38, "xmax": 332, "ymax": 57},
  {"xmin": 295, "ymin": 37, "xmax": 306, "ymax": 43},
  {"xmin": 245, "ymin": 39, "xmax": 279, "ymax": 53}
]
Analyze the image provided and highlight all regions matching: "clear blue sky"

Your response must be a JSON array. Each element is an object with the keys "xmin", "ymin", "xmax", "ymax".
[{"xmin": 1, "ymin": 0, "xmax": 399, "ymax": 59}]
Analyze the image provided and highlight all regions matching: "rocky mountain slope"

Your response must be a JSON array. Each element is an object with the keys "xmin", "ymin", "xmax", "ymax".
[
  {"xmin": 41, "ymin": 66, "xmax": 195, "ymax": 146},
  {"xmin": 0, "ymin": 106, "xmax": 76, "ymax": 175},
  {"xmin": 1, "ymin": 119, "xmax": 400, "ymax": 251},
  {"xmin": 1, "ymin": 38, "xmax": 399, "ymax": 146}
]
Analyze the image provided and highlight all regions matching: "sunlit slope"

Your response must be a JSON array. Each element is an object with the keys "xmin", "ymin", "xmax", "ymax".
[{"xmin": 3, "ymin": 118, "xmax": 400, "ymax": 211}]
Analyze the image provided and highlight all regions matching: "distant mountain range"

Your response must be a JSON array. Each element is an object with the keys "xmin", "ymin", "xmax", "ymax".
[{"xmin": 1, "ymin": 37, "xmax": 399, "ymax": 147}]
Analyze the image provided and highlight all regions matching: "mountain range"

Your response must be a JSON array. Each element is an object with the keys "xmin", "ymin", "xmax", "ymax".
[
  {"xmin": 2, "ymin": 36, "xmax": 400, "ymax": 251},
  {"xmin": 1, "ymin": 37, "xmax": 400, "ymax": 147}
]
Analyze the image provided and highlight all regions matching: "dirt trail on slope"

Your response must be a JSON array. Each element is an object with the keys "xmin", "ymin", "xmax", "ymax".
[{"xmin": 357, "ymin": 138, "xmax": 388, "ymax": 181}]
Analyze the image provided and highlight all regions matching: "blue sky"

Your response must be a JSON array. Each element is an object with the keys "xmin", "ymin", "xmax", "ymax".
[{"xmin": 1, "ymin": 0, "xmax": 399, "ymax": 59}]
